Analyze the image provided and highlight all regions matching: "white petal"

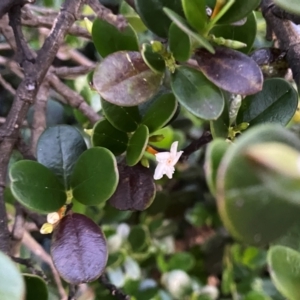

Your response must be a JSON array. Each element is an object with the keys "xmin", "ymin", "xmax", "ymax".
[
  {"xmin": 155, "ymin": 152, "xmax": 171, "ymax": 162},
  {"xmin": 172, "ymin": 151, "xmax": 184, "ymax": 165},
  {"xmin": 154, "ymin": 162, "xmax": 166, "ymax": 180},
  {"xmin": 170, "ymin": 141, "xmax": 179, "ymax": 156},
  {"xmin": 165, "ymin": 166, "xmax": 175, "ymax": 179},
  {"xmin": 47, "ymin": 212, "xmax": 60, "ymax": 224}
]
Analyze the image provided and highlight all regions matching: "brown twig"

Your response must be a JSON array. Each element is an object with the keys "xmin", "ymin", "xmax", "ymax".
[
  {"xmin": 0, "ymin": 73, "xmax": 16, "ymax": 95},
  {"xmin": 54, "ymin": 65, "xmax": 95, "ymax": 79},
  {"xmin": 99, "ymin": 274, "xmax": 130, "ymax": 300}
]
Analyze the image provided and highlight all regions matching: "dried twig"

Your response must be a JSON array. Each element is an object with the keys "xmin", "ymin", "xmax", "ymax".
[{"xmin": 99, "ymin": 274, "xmax": 130, "ymax": 300}]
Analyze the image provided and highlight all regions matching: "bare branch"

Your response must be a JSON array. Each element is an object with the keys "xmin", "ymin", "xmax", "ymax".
[
  {"xmin": 0, "ymin": 74, "xmax": 16, "ymax": 95},
  {"xmin": 54, "ymin": 65, "xmax": 95, "ymax": 79}
]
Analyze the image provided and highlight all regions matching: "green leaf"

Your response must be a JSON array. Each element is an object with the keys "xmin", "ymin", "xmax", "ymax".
[
  {"xmin": 163, "ymin": 7, "xmax": 215, "ymax": 54},
  {"xmin": 141, "ymin": 93, "xmax": 178, "ymax": 133},
  {"xmin": 0, "ymin": 252, "xmax": 25, "ymax": 300},
  {"xmin": 236, "ymin": 78, "xmax": 298, "ymax": 126},
  {"xmin": 245, "ymin": 291, "xmax": 272, "ymax": 300},
  {"xmin": 93, "ymin": 51, "xmax": 163, "ymax": 106},
  {"xmin": 205, "ymin": 139, "xmax": 229, "ymax": 196},
  {"xmin": 217, "ymin": 0, "xmax": 261, "ymax": 24},
  {"xmin": 134, "ymin": 0, "xmax": 184, "ymax": 37},
  {"xmin": 51, "ymin": 213, "xmax": 108, "ymax": 284},
  {"xmin": 23, "ymin": 274, "xmax": 48, "ymax": 300},
  {"xmin": 141, "ymin": 43, "xmax": 165, "ymax": 73},
  {"xmin": 168, "ymin": 252, "xmax": 195, "ymax": 272},
  {"xmin": 71, "ymin": 148, "xmax": 119, "ymax": 205},
  {"xmin": 210, "ymin": 94, "xmax": 230, "ymax": 138},
  {"xmin": 10, "ymin": 161, "xmax": 66, "ymax": 213},
  {"xmin": 101, "ymin": 98, "xmax": 141, "ymax": 132},
  {"xmin": 209, "ymin": 11, "xmax": 257, "ymax": 54},
  {"xmin": 171, "ymin": 66, "xmax": 224, "ymax": 120},
  {"xmin": 268, "ymin": 245, "xmax": 300, "ymax": 300},
  {"xmin": 274, "ymin": 0, "xmax": 300, "ymax": 16},
  {"xmin": 195, "ymin": 46, "xmax": 263, "ymax": 95},
  {"xmin": 169, "ymin": 22, "xmax": 191, "ymax": 62},
  {"xmin": 128, "ymin": 225, "xmax": 149, "ymax": 252},
  {"xmin": 182, "ymin": 0, "xmax": 207, "ymax": 33},
  {"xmin": 92, "ymin": 119, "xmax": 128, "ymax": 156},
  {"xmin": 216, "ymin": 124, "xmax": 300, "ymax": 245},
  {"xmin": 37, "ymin": 125, "xmax": 87, "ymax": 189},
  {"xmin": 108, "ymin": 162, "xmax": 156, "ymax": 211},
  {"xmin": 126, "ymin": 125, "xmax": 149, "ymax": 166},
  {"xmin": 92, "ymin": 18, "xmax": 139, "ymax": 58}
]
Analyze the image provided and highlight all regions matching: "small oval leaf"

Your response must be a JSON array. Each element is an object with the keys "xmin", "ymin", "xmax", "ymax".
[
  {"xmin": 92, "ymin": 18, "xmax": 139, "ymax": 58},
  {"xmin": 51, "ymin": 213, "xmax": 108, "ymax": 284},
  {"xmin": 142, "ymin": 93, "xmax": 178, "ymax": 133},
  {"xmin": 195, "ymin": 46, "xmax": 263, "ymax": 95},
  {"xmin": 141, "ymin": 43, "xmax": 165, "ymax": 73},
  {"xmin": 23, "ymin": 274, "xmax": 48, "ymax": 300},
  {"xmin": 126, "ymin": 125, "xmax": 149, "ymax": 166},
  {"xmin": 171, "ymin": 66, "xmax": 224, "ymax": 120},
  {"xmin": 236, "ymin": 78, "xmax": 298, "ymax": 126},
  {"xmin": 37, "ymin": 125, "xmax": 87, "ymax": 189},
  {"xmin": 10, "ymin": 161, "xmax": 66, "ymax": 213},
  {"xmin": 92, "ymin": 119, "xmax": 128, "ymax": 156},
  {"xmin": 101, "ymin": 98, "xmax": 141, "ymax": 132},
  {"xmin": 109, "ymin": 162, "xmax": 156, "ymax": 211},
  {"xmin": 71, "ymin": 148, "xmax": 119, "ymax": 205},
  {"xmin": 93, "ymin": 51, "xmax": 163, "ymax": 106}
]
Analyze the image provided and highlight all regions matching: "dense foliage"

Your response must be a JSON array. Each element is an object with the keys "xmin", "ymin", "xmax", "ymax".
[{"xmin": 1, "ymin": 0, "xmax": 300, "ymax": 299}]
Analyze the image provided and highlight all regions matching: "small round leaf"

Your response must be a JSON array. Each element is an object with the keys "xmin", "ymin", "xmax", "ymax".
[
  {"xmin": 109, "ymin": 162, "xmax": 156, "ymax": 211},
  {"xmin": 51, "ymin": 213, "xmax": 108, "ymax": 284},
  {"xmin": 93, "ymin": 51, "xmax": 163, "ymax": 106},
  {"xmin": 37, "ymin": 125, "xmax": 87, "ymax": 189},
  {"xmin": 126, "ymin": 125, "xmax": 149, "ymax": 166},
  {"xmin": 10, "ymin": 161, "xmax": 66, "ymax": 213},
  {"xmin": 128, "ymin": 225, "xmax": 149, "ymax": 252},
  {"xmin": 141, "ymin": 43, "xmax": 165, "ymax": 73},
  {"xmin": 92, "ymin": 119, "xmax": 128, "ymax": 156},
  {"xmin": 71, "ymin": 148, "xmax": 119, "ymax": 205}
]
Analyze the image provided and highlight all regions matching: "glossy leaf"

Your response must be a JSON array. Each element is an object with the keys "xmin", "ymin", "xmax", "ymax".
[
  {"xmin": 217, "ymin": 0, "xmax": 261, "ymax": 24},
  {"xmin": 195, "ymin": 46, "xmax": 263, "ymax": 95},
  {"xmin": 92, "ymin": 119, "xmax": 128, "ymax": 156},
  {"xmin": 101, "ymin": 98, "xmax": 141, "ymax": 132},
  {"xmin": 92, "ymin": 18, "xmax": 139, "ymax": 58},
  {"xmin": 134, "ymin": 0, "xmax": 184, "ymax": 37},
  {"xmin": 182, "ymin": 0, "xmax": 207, "ymax": 33},
  {"xmin": 126, "ymin": 125, "xmax": 149, "ymax": 166},
  {"xmin": 171, "ymin": 66, "xmax": 224, "ymax": 120},
  {"xmin": 216, "ymin": 124, "xmax": 300, "ymax": 245},
  {"xmin": 141, "ymin": 43, "xmax": 165, "ymax": 73},
  {"xmin": 274, "ymin": 0, "xmax": 300, "ymax": 16},
  {"xmin": 51, "ymin": 213, "xmax": 108, "ymax": 284},
  {"xmin": 205, "ymin": 139, "xmax": 229, "ymax": 196},
  {"xmin": 71, "ymin": 147, "xmax": 119, "ymax": 205},
  {"xmin": 23, "ymin": 274, "xmax": 48, "ymax": 300},
  {"xmin": 93, "ymin": 51, "xmax": 163, "ymax": 106},
  {"xmin": 128, "ymin": 225, "xmax": 148, "ymax": 252},
  {"xmin": 268, "ymin": 245, "xmax": 300, "ymax": 300},
  {"xmin": 210, "ymin": 11, "xmax": 256, "ymax": 54},
  {"xmin": 236, "ymin": 78, "xmax": 298, "ymax": 126},
  {"xmin": 142, "ymin": 93, "xmax": 178, "ymax": 133},
  {"xmin": 169, "ymin": 22, "xmax": 191, "ymax": 62},
  {"xmin": 163, "ymin": 7, "xmax": 214, "ymax": 54},
  {"xmin": 37, "ymin": 125, "xmax": 87, "ymax": 189},
  {"xmin": 10, "ymin": 161, "xmax": 66, "ymax": 213},
  {"xmin": 109, "ymin": 162, "xmax": 156, "ymax": 211},
  {"xmin": 0, "ymin": 251, "xmax": 25, "ymax": 300}
]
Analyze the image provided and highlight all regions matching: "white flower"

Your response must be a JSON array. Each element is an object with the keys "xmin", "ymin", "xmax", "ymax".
[{"xmin": 154, "ymin": 141, "xmax": 183, "ymax": 180}]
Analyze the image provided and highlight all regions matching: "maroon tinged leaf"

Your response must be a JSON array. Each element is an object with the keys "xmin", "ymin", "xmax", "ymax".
[
  {"xmin": 51, "ymin": 213, "xmax": 108, "ymax": 284},
  {"xmin": 108, "ymin": 163, "xmax": 156, "ymax": 211},
  {"xmin": 194, "ymin": 46, "xmax": 263, "ymax": 95}
]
